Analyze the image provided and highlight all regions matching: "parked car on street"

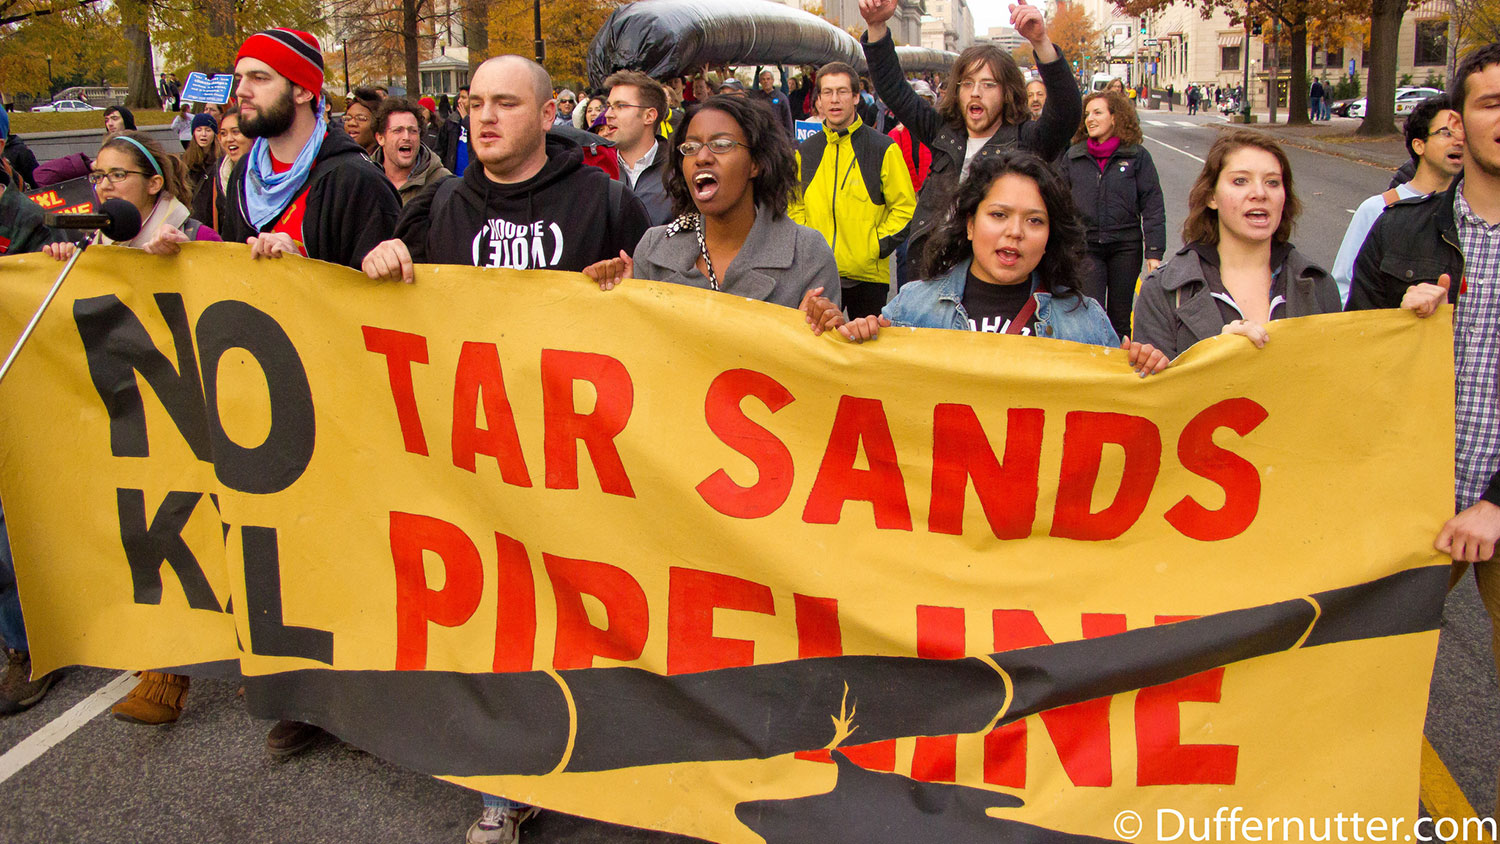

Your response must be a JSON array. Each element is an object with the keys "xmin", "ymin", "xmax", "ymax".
[
  {"xmin": 1345, "ymin": 86, "xmax": 1443, "ymax": 119},
  {"xmin": 29, "ymin": 99, "xmax": 104, "ymax": 112}
]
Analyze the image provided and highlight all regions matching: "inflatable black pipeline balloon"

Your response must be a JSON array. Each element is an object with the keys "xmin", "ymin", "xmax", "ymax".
[{"xmin": 586, "ymin": 0, "xmax": 867, "ymax": 88}]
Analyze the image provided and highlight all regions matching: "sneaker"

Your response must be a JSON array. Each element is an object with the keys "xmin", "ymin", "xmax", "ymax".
[
  {"xmin": 0, "ymin": 649, "xmax": 56, "ymax": 715},
  {"xmin": 465, "ymin": 804, "xmax": 538, "ymax": 844},
  {"xmin": 266, "ymin": 719, "xmax": 323, "ymax": 756}
]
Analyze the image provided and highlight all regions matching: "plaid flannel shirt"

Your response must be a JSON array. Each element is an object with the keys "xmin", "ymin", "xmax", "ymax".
[{"xmin": 1454, "ymin": 185, "xmax": 1500, "ymax": 510}]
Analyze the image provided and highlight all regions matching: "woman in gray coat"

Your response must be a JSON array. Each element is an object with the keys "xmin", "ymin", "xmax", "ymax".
[
  {"xmin": 1132, "ymin": 131, "xmax": 1340, "ymax": 360},
  {"xmin": 585, "ymin": 94, "xmax": 839, "ymax": 310}
]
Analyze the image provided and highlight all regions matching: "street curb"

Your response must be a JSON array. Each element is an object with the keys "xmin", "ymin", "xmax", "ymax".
[{"xmin": 1207, "ymin": 122, "xmax": 1405, "ymax": 170}]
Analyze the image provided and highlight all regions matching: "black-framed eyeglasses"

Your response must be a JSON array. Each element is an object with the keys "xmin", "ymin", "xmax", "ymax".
[
  {"xmin": 558, "ymin": 98, "xmax": 576, "ymax": 105},
  {"xmin": 86, "ymin": 169, "xmax": 151, "ymax": 185},
  {"xmin": 678, "ymin": 138, "xmax": 748, "ymax": 155}
]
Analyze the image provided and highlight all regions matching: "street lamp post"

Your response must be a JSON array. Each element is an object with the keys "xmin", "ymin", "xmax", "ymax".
[
  {"xmin": 533, "ymin": 0, "xmax": 545, "ymax": 64},
  {"xmin": 45, "ymin": 54, "xmax": 53, "ymax": 100}
]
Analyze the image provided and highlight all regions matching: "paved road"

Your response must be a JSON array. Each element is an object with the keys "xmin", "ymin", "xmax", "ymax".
[{"xmin": 1, "ymin": 111, "xmax": 1495, "ymax": 843}]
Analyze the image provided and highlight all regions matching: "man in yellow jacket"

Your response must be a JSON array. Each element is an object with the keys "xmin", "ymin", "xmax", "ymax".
[{"xmin": 790, "ymin": 61, "xmax": 917, "ymax": 319}]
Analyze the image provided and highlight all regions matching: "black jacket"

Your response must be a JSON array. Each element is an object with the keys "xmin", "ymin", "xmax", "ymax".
[
  {"xmin": 862, "ymin": 29, "xmax": 1081, "ymax": 264},
  {"xmin": 1346, "ymin": 177, "xmax": 1464, "ymax": 313},
  {"xmin": 3, "ymin": 137, "xmax": 39, "ymax": 189},
  {"xmin": 1062, "ymin": 141, "xmax": 1167, "ymax": 258},
  {"xmin": 220, "ymin": 128, "xmax": 401, "ymax": 269},
  {"xmin": 1347, "ymin": 177, "xmax": 1500, "ymax": 507},
  {"xmin": 394, "ymin": 133, "xmax": 650, "ymax": 271},
  {"xmin": 437, "ymin": 113, "xmax": 470, "ymax": 174},
  {"xmin": 751, "ymin": 88, "xmax": 795, "ymax": 136}
]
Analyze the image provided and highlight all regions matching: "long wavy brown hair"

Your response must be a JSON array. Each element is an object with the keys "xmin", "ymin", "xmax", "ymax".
[
  {"xmin": 937, "ymin": 44, "xmax": 1029, "ymax": 130},
  {"xmin": 1071, "ymin": 91, "xmax": 1141, "ymax": 144},
  {"xmin": 1181, "ymin": 131, "xmax": 1301, "ymax": 246}
]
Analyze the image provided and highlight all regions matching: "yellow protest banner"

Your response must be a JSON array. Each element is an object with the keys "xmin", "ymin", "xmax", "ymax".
[{"xmin": 0, "ymin": 245, "xmax": 1452, "ymax": 841}]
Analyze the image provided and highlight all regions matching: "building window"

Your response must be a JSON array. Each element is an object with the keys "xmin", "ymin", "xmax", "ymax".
[
  {"xmin": 1327, "ymin": 47, "xmax": 1343, "ymax": 70},
  {"xmin": 1415, "ymin": 19, "xmax": 1447, "ymax": 67},
  {"xmin": 1263, "ymin": 43, "xmax": 1290, "ymax": 69},
  {"xmin": 1222, "ymin": 45, "xmax": 1241, "ymax": 71}
]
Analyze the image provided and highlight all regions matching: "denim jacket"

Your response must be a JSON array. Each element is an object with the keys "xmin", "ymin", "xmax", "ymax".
[{"xmin": 882, "ymin": 258, "xmax": 1121, "ymax": 347}]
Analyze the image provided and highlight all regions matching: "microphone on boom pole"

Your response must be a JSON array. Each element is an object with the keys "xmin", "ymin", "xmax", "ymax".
[{"xmin": 0, "ymin": 198, "xmax": 143, "ymax": 386}]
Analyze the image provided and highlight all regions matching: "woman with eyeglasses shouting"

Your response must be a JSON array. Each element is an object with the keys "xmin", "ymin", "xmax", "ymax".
[
  {"xmin": 43, "ymin": 131, "xmax": 222, "ymax": 266},
  {"xmin": 584, "ymin": 94, "xmax": 840, "ymax": 309}
]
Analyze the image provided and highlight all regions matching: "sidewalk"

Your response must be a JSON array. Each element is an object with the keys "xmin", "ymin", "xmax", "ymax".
[{"xmin": 1206, "ymin": 114, "xmax": 1408, "ymax": 169}]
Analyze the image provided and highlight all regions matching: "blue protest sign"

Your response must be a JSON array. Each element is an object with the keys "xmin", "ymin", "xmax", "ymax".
[
  {"xmin": 794, "ymin": 120, "xmax": 820, "ymax": 143},
  {"xmin": 181, "ymin": 72, "xmax": 234, "ymax": 104}
]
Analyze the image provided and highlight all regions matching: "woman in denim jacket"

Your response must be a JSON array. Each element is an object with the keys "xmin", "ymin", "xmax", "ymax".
[{"xmin": 805, "ymin": 150, "xmax": 1167, "ymax": 375}]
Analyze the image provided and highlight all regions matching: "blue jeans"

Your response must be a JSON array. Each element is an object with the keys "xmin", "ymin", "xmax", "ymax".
[
  {"xmin": 0, "ymin": 501, "xmax": 26, "ymax": 652},
  {"xmin": 482, "ymin": 794, "xmax": 531, "ymax": 812}
]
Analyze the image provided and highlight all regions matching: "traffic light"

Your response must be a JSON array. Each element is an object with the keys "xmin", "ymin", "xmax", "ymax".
[
  {"xmin": 1251, "ymin": 19, "xmax": 1262, "ymax": 35},
  {"xmin": 1139, "ymin": 16, "xmax": 1147, "ymax": 34}
]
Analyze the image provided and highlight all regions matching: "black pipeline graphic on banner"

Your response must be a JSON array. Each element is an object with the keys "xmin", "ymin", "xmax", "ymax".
[{"xmin": 246, "ymin": 566, "xmax": 1446, "ymax": 778}]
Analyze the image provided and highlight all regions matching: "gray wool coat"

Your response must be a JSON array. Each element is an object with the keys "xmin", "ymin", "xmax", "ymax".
[
  {"xmin": 631, "ymin": 205, "xmax": 842, "ymax": 309},
  {"xmin": 1132, "ymin": 243, "xmax": 1341, "ymax": 360}
]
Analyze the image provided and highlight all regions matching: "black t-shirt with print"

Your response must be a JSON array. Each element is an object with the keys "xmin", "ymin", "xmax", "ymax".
[{"xmin": 962, "ymin": 268, "xmax": 1036, "ymax": 335}]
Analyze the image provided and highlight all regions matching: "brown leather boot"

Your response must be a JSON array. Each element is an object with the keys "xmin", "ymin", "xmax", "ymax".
[{"xmin": 111, "ymin": 671, "xmax": 189, "ymax": 725}]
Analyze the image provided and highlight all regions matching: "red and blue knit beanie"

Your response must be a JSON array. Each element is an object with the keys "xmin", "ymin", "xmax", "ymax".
[{"xmin": 236, "ymin": 28, "xmax": 324, "ymax": 95}]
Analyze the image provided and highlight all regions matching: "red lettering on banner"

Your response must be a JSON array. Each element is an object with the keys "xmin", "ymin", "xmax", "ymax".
[
  {"xmin": 451, "ymin": 342, "xmax": 532, "ymax": 485},
  {"xmin": 492, "ymin": 533, "xmax": 537, "ymax": 672},
  {"xmin": 540, "ymin": 350, "xmax": 636, "ymax": 497},
  {"xmin": 929, "ymin": 405, "xmax": 1045, "ymax": 539},
  {"xmin": 390, "ymin": 512, "xmax": 483, "ymax": 670},
  {"xmin": 1136, "ymin": 614, "xmax": 1238, "ymax": 785},
  {"xmin": 697, "ymin": 369, "xmax": 796, "ymax": 519},
  {"xmin": 544, "ymin": 552, "xmax": 649, "ymax": 669},
  {"xmin": 1164, "ymin": 398, "xmax": 1269, "ymax": 541},
  {"xmin": 794, "ymin": 594, "xmax": 842, "ymax": 659},
  {"xmin": 363, "ymin": 326, "xmax": 431, "ymax": 456},
  {"xmin": 911, "ymin": 606, "xmax": 966, "ymax": 782},
  {"xmin": 802, "ymin": 396, "xmax": 912, "ymax": 530},
  {"xmin": 1051, "ymin": 411, "xmax": 1163, "ymax": 541},
  {"xmin": 666, "ymin": 567, "xmax": 775, "ymax": 674},
  {"xmin": 984, "ymin": 610, "xmax": 1124, "ymax": 788}
]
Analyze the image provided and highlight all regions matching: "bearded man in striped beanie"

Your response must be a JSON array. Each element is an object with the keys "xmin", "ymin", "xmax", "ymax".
[{"xmin": 214, "ymin": 28, "xmax": 400, "ymax": 270}]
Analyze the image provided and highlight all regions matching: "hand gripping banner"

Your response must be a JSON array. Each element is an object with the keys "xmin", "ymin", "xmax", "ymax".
[{"xmin": 0, "ymin": 245, "xmax": 1454, "ymax": 841}]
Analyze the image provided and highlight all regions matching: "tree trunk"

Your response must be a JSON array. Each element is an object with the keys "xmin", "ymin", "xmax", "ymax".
[
  {"xmin": 403, "ymin": 0, "xmax": 420, "ymax": 94},
  {"xmin": 120, "ymin": 0, "xmax": 161, "ymax": 110},
  {"xmin": 1359, "ymin": 0, "xmax": 1404, "ymax": 135},
  {"xmin": 1286, "ymin": 16, "xmax": 1309, "ymax": 125},
  {"xmin": 464, "ymin": 0, "xmax": 489, "ymax": 67}
]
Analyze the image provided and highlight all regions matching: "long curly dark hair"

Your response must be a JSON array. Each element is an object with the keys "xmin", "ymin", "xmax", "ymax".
[
  {"xmin": 664, "ymin": 94, "xmax": 798, "ymax": 219},
  {"xmin": 921, "ymin": 149, "xmax": 1085, "ymax": 303}
]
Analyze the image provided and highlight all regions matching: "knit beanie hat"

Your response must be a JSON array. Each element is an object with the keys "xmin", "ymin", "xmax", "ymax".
[
  {"xmin": 418, "ymin": 96, "xmax": 437, "ymax": 113},
  {"xmin": 191, "ymin": 112, "xmax": 218, "ymax": 133},
  {"xmin": 236, "ymin": 28, "xmax": 325, "ymax": 95}
]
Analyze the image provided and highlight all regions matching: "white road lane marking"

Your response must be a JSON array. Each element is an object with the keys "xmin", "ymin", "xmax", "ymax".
[
  {"xmin": 1175, "ymin": 121, "xmax": 1197, "ymax": 127},
  {"xmin": 0, "ymin": 671, "xmax": 134, "ymax": 785},
  {"xmin": 1142, "ymin": 134, "xmax": 1206, "ymax": 163},
  {"xmin": 1145, "ymin": 120, "xmax": 1168, "ymax": 126}
]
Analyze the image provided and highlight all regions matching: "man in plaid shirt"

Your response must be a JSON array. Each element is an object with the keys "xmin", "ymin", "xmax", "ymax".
[{"xmin": 1350, "ymin": 42, "xmax": 1500, "ymax": 810}]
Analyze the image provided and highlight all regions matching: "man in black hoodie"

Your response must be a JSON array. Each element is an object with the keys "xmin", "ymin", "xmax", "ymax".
[
  {"xmin": 362, "ymin": 55, "xmax": 649, "ymax": 282},
  {"xmin": 215, "ymin": 28, "xmax": 400, "ymax": 270}
]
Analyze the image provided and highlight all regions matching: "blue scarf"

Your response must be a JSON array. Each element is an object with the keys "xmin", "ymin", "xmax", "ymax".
[{"xmin": 243, "ymin": 111, "xmax": 327, "ymax": 229}]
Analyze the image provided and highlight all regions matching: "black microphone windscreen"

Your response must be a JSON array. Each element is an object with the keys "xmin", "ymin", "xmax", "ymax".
[{"xmin": 98, "ymin": 198, "xmax": 143, "ymax": 243}]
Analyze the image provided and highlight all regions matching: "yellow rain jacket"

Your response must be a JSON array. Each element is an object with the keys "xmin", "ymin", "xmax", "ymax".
[{"xmin": 790, "ymin": 118, "xmax": 916, "ymax": 286}]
